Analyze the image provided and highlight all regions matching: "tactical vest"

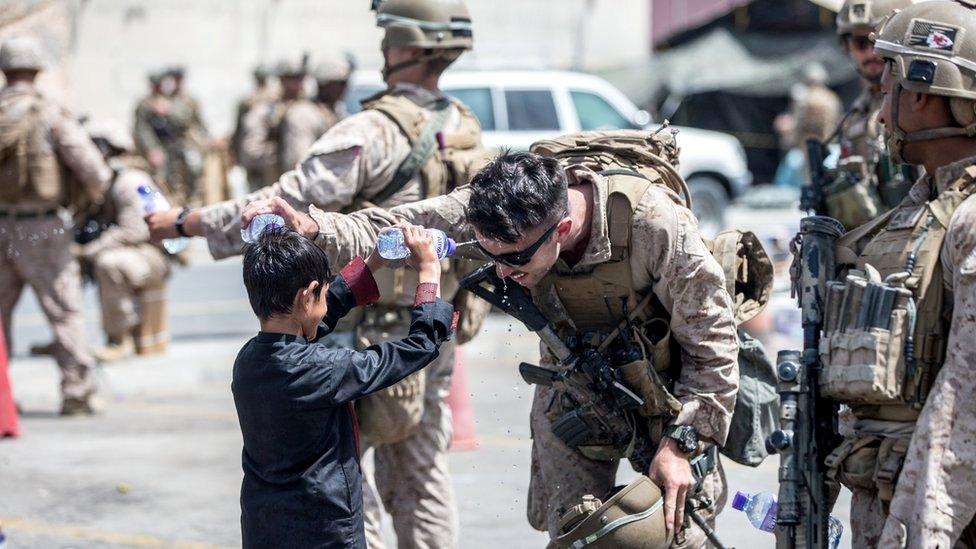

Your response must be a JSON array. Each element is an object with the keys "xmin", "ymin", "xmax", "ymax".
[
  {"xmin": 822, "ymin": 168, "xmax": 976, "ymax": 421},
  {"xmin": 0, "ymin": 91, "xmax": 62, "ymax": 205}
]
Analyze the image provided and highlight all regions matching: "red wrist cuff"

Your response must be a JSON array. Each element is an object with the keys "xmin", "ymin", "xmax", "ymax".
[
  {"xmin": 414, "ymin": 282, "xmax": 439, "ymax": 306},
  {"xmin": 340, "ymin": 256, "xmax": 380, "ymax": 306}
]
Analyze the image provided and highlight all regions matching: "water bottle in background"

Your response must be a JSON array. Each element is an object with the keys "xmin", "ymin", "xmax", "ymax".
[
  {"xmin": 731, "ymin": 491, "xmax": 843, "ymax": 548},
  {"xmin": 376, "ymin": 227, "xmax": 456, "ymax": 260},
  {"xmin": 137, "ymin": 185, "xmax": 188, "ymax": 254},
  {"xmin": 241, "ymin": 214, "xmax": 285, "ymax": 244},
  {"xmin": 0, "ymin": 527, "xmax": 7, "ymax": 549}
]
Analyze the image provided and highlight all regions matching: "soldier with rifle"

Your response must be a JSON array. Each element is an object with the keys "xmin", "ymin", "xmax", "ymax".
[
  {"xmin": 241, "ymin": 132, "xmax": 744, "ymax": 548},
  {"xmin": 773, "ymin": 1, "xmax": 976, "ymax": 547},
  {"xmin": 803, "ymin": 0, "xmax": 914, "ymax": 230}
]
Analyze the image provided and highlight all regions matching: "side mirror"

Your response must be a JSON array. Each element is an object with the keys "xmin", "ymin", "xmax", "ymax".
[{"xmin": 632, "ymin": 110, "xmax": 652, "ymax": 128}]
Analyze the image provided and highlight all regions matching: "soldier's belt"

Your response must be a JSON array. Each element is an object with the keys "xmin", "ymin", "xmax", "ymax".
[{"xmin": 0, "ymin": 207, "xmax": 57, "ymax": 219}]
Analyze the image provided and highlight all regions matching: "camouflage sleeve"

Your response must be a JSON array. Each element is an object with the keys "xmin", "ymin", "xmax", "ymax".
[
  {"xmin": 81, "ymin": 170, "xmax": 153, "ymax": 258},
  {"xmin": 630, "ymin": 187, "xmax": 739, "ymax": 445},
  {"xmin": 48, "ymin": 106, "xmax": 111, "ymax": 200},
  {"xmin": 198, "ymin": 110, "xmax": 411, "ymax": 260},
  {"xmin": 132, "ymin": 103, "xmax": 161, "ymax": 154},
  {"xmin": 307, "ymin": 186, "xmax": 477, "ymax": 267},
  {"xmin": 880, "ymin": 195, "xmax": 976, "ymax": 548}
]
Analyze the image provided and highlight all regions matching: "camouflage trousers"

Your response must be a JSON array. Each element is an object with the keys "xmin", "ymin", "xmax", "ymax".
[
  {"xmin": 527, "ymin": 383, "xmax": 728, "ymax": 548},
  {"xmin": 0, "ymin": 213, "xmax": 94, "ymax": 399},
  {"xmin": 357, "ymin": 321, "xmax": 458, "ymax": 549},
  {"xmin": 90, "ymin": 244, "xmax": 169, "ymax": 338}
]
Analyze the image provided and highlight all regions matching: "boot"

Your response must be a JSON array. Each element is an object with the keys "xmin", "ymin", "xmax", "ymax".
[
  {"xmin": 29, "ymin": 341, "xmax": 56, "ymax": 356},
  {"xmin": 60, "ymin": 396, "xmax": 94, "ymax": 416},
  {"xmin": 95, "ymin": 334, "xmax": 134, "ymax": 362}
]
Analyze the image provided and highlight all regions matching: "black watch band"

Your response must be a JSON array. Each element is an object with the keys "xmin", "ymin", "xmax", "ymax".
[
  {"xmin": 663, "ymin": 424, "xmax": 699, "ymax": 455},
  {"xmin": 175, "ymin": 207, "xmax": 191, "ymax": 237}
]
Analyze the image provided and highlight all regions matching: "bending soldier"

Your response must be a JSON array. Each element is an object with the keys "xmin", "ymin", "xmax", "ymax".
[
  {"xmin": 246, "ymin": 142, "xmax": 741, "ymax": 547},
  {"xmin": 146, "ymin": 1, "xmax": 488, "ymax": 547},
  {"xmin": 0, "ymin": 36, "xmax": 111, "ymax": 415}
]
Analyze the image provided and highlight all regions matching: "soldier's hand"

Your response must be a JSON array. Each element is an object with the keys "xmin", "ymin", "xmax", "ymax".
[
  {"xmin": 648, "ymin": 438, "xmax": 695, "ymax": 534},
  {"xmin": 145, "ymin": 208, "xmax": 182, "ymax": 240},
  {"xmin": 241, "ymin": 197, "xmax": 318, "ymax": 239}
]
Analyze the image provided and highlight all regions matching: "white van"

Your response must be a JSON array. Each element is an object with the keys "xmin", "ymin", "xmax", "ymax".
[{"xmin": 345, "ymin": 70, "xmax": 752, "ymax": 235}]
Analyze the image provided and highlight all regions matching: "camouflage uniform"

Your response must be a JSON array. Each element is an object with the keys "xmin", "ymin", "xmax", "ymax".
[
  {"xmin": 199, "ymin": 82, "xmax": 480, "ymax": 549},
  {"xmin": 231, "ymin": 81, "xmax": 279, "ymax": 191},
  {"xmin": 132, "ymin": 91, "xmax": 204, "ymax": 205},
  {"xmin": 305, "ymin": 164, "xmax": 740, "ymax": 547},
  {"xmin": 0, "ymin": 80, "xmax": 111, "ymax": 404},
  {"xmin": 793, "ymin": 83, "xmax": 842, "ymax": 146},
  {"xmin": 80, "ymin": 164, "xmax": 169, "ymax": 342},
  {"xmin": 237, "ymin": 96, "xmax": 335, "ymax": 188},
  {"xmin": 876, "ymin": 159, "xmax": 976, "ymax": 548}
]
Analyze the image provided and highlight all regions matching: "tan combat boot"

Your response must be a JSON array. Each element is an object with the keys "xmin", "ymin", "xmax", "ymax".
[
  {"xmin": 95, "ymin": 334, "xmax": 134, "ymax": 362},
  {"xmin": 60, "ymin": 396, "xmax": 94, "ymax": 416}
]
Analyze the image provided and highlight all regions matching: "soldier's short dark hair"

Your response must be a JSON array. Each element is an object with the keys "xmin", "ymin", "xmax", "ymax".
[
  {"xmin": 466, "ymin": 151, "xmax": 569, "ymax": 243},
  {"xmin": 242, "ymin": 228, "xmax": 333, "ymax": 320}
]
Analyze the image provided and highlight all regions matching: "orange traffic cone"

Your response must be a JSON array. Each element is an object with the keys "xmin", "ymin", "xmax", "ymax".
[
  {"xmin": 448, "ymin": 347, "xmax": 478, "ymax": 451},
  {"xmin": 0, "ymin": 316, "xmax": 20, "ymax": 438}
]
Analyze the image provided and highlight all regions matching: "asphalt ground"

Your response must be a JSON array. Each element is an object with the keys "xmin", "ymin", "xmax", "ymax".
[{"xmin": 2, "ymin": 216, "xmax": 854, "ymax": 548}]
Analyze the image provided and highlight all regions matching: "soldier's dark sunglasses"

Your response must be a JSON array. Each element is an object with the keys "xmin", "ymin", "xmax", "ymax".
[{"xmin": 475, "ymin": 222, "xmax": 559, "ymax": 267}]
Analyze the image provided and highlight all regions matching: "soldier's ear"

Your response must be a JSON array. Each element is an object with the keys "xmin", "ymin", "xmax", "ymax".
[{"xmin": 556, "ymin": 217, "xmax": 573, "ymax": 240}]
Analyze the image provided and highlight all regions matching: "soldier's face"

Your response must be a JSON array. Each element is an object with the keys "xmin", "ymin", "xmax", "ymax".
[
  {"xmin": 477, "ymin": 219, "xmax": 570, "ymax": 288},
  {"xmin": 847, "ymin": 32, "xmax": 885, "ymax": 83}
]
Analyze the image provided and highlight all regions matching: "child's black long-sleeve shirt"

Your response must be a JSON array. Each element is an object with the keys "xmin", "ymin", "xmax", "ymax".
[{"xmin": 231, "ymin": 258, "xmax": 455, "ymax": 548}]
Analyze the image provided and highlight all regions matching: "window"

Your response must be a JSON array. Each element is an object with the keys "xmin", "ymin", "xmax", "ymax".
[
  {"xmin": 504, "ymin": 90, "xmax": 559, "ymax": 131},
  {"xmin": 446, "ymin": 87, "xmax": 495, "ymax": 131},
  {"xmin": 570, "ymin": 90, "xmax": 634, "ymax": 130}
]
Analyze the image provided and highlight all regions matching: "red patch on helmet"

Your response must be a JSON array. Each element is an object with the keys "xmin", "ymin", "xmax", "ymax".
[{"xmin": 927, "ymin": 32, "xmax": 953, "ymax": 49}]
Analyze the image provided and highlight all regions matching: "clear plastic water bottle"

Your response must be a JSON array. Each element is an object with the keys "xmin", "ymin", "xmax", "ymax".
[
  {"xmin": 0, "ymin": 527, "xmax": 7, "ymax": 549},
  {"xmin": 376, "ymin": 227, "xmax": 456, "ymax": 260},
  {"xmin": 137, "ymin": 185, "xmax": 188, "ymax": 254},
  {"xmin": 732, "ymin": 491, "xmax": 843, "ymax": 548},
  {"xmin": 241, "ymin": 213, "xmax": 285, "ymax": 244}
]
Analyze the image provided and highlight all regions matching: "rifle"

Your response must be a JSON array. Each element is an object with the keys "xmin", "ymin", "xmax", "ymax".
[
  {"xmin": 767, "ymin": 216, "xmax": 845, "ymax": 549},
  {"xmin": 460, "ymin": 263, "xmax": 732, "ymax": 549},
  {"xmin": 801, "ymin": 138, "xmax": 830, "ymax": 216}
]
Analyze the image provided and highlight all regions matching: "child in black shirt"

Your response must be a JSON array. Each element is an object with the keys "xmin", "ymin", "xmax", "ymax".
[{"xmin": 232, "ymin": 226, "xmax": 454, "ymax": 548}]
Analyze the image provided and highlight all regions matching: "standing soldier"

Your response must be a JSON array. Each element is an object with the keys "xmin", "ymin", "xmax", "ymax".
[
  {"xmin": 312, "ymin": 51, "xmax": 355, "ymax": 127},
  {"xmin": 0, "ymin": 36, "xmax": 111, "ymax": 414},
  {"xmin": 133, "ymin": 71, "xmax": 171, "ymax": 181},
  {"xmin": 839, "ymin": 1, "xmax": 976, "ymax": 546},
  {"xmin": 146, "ymin": 1, "xmax": 488, "ymax": 547},
  {"xmin": 78, "ymin": 121, "xmax": 170, "ymax": 362},
  {"xmin": 166, "ymin": 66, "xmax": 209, "ymax": 205},
  {"xmin": 791, "ymin": 64, "xmax": 842, "ymax": 147},
  {"xmin": 241, "ymin": 138, "xmax": 741, "ymax": 547},
  {"xmin": 813, "ymin": 1, "xmax": 976, "ymax": 546},
  {"xmin": 231, "ymin": 64, "xmax": 279, "ymax": 191},
  {"xmin": 238, "ymin": 58, "xmax": 328, "ymax": 184},
  {"xmin": 826, "ymin": 0, "xmax": 915, "ymax": 229}
]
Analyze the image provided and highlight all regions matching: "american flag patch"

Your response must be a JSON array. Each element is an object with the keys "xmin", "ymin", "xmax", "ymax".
[{"xmin": 907, "ymin": 20, "xmax": 959, "ymax": 51}]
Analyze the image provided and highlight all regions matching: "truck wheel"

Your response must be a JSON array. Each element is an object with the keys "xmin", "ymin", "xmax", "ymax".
[{"xmin": 688, "ymin": 175, "xmax": 729, "ymax": 238}]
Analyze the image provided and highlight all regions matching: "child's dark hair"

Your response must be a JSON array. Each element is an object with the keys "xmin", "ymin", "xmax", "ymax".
[{"xmin": 242, "ymin": 228, "xmax": 333, "ymax": 320}]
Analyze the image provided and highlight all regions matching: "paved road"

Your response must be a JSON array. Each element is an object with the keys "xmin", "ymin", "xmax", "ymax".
[{"xmin": 2, "ymin": 231, "xmax": 852, "ymax": 548}]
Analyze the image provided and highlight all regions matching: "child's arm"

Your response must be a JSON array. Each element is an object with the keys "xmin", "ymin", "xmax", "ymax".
[
  {"xmin": 310, "ymin": 226, "xmax": 456, "ymax": 404},
  {"xmin": 319, "ymin": 252, "xmax": 383, "ymax": 332}
]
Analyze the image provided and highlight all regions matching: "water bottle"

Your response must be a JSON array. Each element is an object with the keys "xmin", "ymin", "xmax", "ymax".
[
  {"xmin": 241, "ymin": 213, "xmax": 285, "ymax": 244},
  {"xmin": 137, "ymin": 185, "xmax": 188, "ymax": 254},
  {"xmin": 731, "ymin": 491, "xmax": 843, "ymax": 548},
  {"xmin": 0, "ymin": 527, "xmax": 7, "ymax": 549},
  {"xmin": 376, "ymin": 227, "xmax": 456, "ymax": 260}
]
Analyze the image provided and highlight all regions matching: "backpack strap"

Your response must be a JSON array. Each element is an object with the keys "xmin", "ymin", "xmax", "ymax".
[
  {"xmin": 605, "ymin": 173, "xmax": 652, "ymax": 262},
  {"xmin": 368, "ymin": 94, "xmax": 452, "ymax": 205}
]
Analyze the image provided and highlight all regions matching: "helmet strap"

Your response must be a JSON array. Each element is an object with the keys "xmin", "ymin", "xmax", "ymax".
[
  {"xmin": 888, "ymin": 83, "xmax": 976, "ymax": 163},
  {"xmin": 381, "ymin": 50, "xmax": 446, "ymax": 80},
  {"xmin": 887, "ymin": 82, "xmax": 908, "ymax": 164}
]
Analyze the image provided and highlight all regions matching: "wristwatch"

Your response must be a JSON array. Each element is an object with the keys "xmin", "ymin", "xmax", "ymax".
[
  {"xmin": 663, "ymin": 424, "xmax": 699, "ymax": 455},
  {"xmin": 174, "ymin": 207, "xmax": 191, "ymax": 237}
]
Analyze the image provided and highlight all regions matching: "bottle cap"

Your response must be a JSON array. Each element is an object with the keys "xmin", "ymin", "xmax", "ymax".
[
  {"xmin": 444, "ymin": 237, "xmax": 457, "ymax": 257},
  {"xmin": 731, "ymin": 491, "xmax": 749, "ymax": 511},
  {"xmin": 136, "ymin": 185, "xmax": 152, "ymax": 195}
]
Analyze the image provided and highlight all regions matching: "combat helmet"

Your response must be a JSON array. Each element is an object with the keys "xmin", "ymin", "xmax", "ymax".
[
  {"xmin": 873, "ymin": 0, "xmax": 976, "ymax": 162},
  {"xmin": 373, "ymin": 0, "xmax": 472, "ymax": 78},
  {"xmin": 836, "ymin": 0, "xmax": 914, "ymax": 38},
  {"xmin": 548, "ymin": 477, "xmax": 672, "ymax": 549},
  {"xmin": 313, "ymin": 52, "xmax": 355, "ymax": 83},
  {"xmin": 0, "ymin": 36, "xmax": 45, "ymax": 72}
]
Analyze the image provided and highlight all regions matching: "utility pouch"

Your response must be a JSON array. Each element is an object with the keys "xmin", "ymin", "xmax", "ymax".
[
  {"xmin": 825, "ymin": 158, "xmax": 884, "ymax": 230},
  {"xmin": 825, "ymin": 436, "xmax": 881, "ymax": 491},
  {"xmin": 356, "ymin": 369, "xmax": 426, "ymax": 446},
  {"xmin": 876, "ymin": 436, "xmax": 910, "ymax": 509},
  {"xmin": 820, "ymin": 269, "xmax": 915, "ymax": 405}
]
